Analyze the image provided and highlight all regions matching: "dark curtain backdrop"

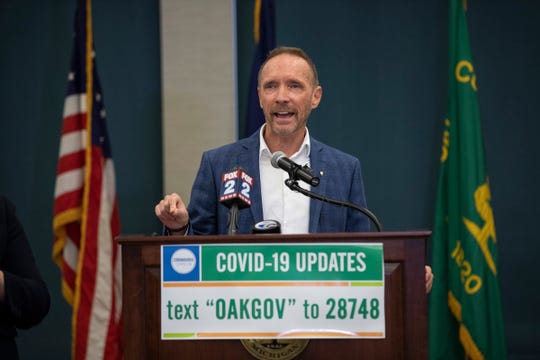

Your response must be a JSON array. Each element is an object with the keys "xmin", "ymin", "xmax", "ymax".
[
  {"xmin": 237, "ymin": 1, "xmax": 540, "ymax": 358},
  {"xmin": 0, "ymin": 0, "xmax": 538, "ymax": 358}
]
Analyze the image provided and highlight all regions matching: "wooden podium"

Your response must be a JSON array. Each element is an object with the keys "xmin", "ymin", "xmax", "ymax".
[{"xmin": 117, "ymin": 231, "xmax": 429, "ymax": 359}]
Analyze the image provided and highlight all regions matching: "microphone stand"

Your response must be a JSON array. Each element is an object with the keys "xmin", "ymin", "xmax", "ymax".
[
  {"xmin": 227, "ymin": 203, "xmax": 239, "ymax": 235},
  {"xmin": 284, "ymin": 179, "xmax": 383, "ymax": 232}
]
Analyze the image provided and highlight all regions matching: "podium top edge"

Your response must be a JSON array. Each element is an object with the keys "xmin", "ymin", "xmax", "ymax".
[{"xmin": 116, "ymin": 230, "xmax": 431, "ymax": 245}]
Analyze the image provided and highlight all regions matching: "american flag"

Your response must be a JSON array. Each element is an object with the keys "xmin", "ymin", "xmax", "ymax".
[{"xmin": 53, "ymin": 0, "xmax": 122, "ymax": 358}]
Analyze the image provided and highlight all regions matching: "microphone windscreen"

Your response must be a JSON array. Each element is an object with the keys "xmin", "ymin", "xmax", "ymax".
[{"xmin": 270, "ymin": 151, "xmax": 286, "ymax": 169}]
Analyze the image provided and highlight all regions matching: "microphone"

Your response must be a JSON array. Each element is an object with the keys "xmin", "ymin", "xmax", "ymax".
[
  {"xmin": 219, "ymin": 168, "xmax": 254, "ymax": 234},
  {"xmin": 270, "ymin": 151, "xmax": 320, "ymax": 187},
  {"xmin": 270, "ymin": 154, "xmax": 383, "ymax": 231},
  {"xmin": 252, "ymin": 220, "xmax": 281, "ymax": 234}
]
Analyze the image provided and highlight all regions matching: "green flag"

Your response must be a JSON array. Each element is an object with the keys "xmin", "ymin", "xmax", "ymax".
[{"xmin": 428, "ymin": 0, "xmax": 506, "ymax": 359}]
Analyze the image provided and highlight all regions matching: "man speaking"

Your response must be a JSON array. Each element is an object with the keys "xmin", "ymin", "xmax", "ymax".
[
  {"xmin": 156, "ymin": 46, "xmax": 368, "ymax": 236},
  {"xmin": 154, "ymin": 46, "xmax": 433, "ymax": 292}
]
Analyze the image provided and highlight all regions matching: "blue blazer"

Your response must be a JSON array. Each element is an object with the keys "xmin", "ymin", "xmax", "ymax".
[{"xmin": 187, "ymin": 131, "xmax": 370, "ymax": 235}]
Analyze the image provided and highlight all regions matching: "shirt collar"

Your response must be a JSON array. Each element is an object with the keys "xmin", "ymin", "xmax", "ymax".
[{"xmin": 259, "ymin": 124, "xmax": 311, "ymax": 160}]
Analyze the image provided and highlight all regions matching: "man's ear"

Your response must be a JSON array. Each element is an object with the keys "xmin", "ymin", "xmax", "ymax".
[
  {"xmin": 311, "ymin": 85, "xmax": 323, "ymax": 109},
  {"xmin": 258, "ymin": 87, "xmax": 263, "ymax": 109}
]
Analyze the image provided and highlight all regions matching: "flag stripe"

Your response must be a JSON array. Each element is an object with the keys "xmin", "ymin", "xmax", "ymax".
[
  {"xmin": 54, "ymin": 169, "xmax": 85, "ymax": 198},
  {"xmin": 55, "ymin": 150, "xmax": 86, "ymax": 175},
  {"xmin": 58, "ymin": 131, "xmax": 87, "ymax": 157},
  {"xmin": 53, "ymin": 191, "xmax": 84, "ymax": 217},
  {"xmin": 87, "ymin": 158, "xmax": 115, "ymax": 358},
  {"xmin": 63, "ymin": 94, "xmax": 87, "ymax": 118}
]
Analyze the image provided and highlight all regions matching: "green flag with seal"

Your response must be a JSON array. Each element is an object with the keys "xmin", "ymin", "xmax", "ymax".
[{"xmin": 428, "ymin": 0, "xmax": 506, "ymax": 359}]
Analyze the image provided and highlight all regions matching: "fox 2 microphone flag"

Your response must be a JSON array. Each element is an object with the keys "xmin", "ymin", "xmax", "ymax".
[
  {"xmin": 429, "ymin": 0, "xmax": 506, "ymax": 359},
  {"xmin": 244, "ymin": 0, "xmax": 275, "ymax": 137},
  {"xmin": 52, "ymin": 0, "xmax": 122, "ymax": 359}
]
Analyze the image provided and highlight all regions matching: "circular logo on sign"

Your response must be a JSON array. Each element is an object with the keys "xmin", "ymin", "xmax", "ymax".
[
  {"xmin": 170, "ymin": 248, "xmax": 196, "ymax": 274},
  {"xmin": 240, "ymin": 339, "xmax": 309, "ymax": 360}
]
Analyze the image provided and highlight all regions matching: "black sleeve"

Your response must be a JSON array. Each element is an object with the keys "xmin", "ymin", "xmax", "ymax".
[{"xmin": 0, "ymin": 196, "xmax": 51, "ymax": 329}]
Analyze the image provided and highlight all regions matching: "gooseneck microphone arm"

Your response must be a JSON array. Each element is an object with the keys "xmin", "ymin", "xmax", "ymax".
[{"xmin": 284, "ymin": 179, "xmax": 383, "ymax": 232}]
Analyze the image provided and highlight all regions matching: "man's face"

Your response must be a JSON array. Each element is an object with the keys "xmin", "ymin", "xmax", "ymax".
[{"xmin": 258, "ymin": 54, "xmax": 322, "ymax": 137}]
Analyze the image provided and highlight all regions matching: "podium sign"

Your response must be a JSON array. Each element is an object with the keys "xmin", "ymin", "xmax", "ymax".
[
  {"xmin": 161, "ymin": 243, "xmax": 385, "ymax": 339},
  {"xmin": 118, "ymin": 231, "xmax": 430, "ymax": 359}
]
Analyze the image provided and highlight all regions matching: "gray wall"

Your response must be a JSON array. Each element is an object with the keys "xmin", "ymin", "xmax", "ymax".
[{"xmin": 1, "ymin": 0, "xmax": 538, "ymax": 358}]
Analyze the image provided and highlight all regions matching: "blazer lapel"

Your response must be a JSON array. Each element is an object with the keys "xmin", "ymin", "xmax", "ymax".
[
  {"xmin": 308, "ymin": 138, "xmax": 327, "ymax": 233},
  {"xmin": 238, "ymin": 132, "xmax": 328, "ymax": 231},
  {"xmin": 238, "ymin": 132, "xmax": 264, "ymax": 225}
]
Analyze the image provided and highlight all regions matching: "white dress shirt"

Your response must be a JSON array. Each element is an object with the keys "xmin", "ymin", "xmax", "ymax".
[{"xmin": 259, "ymin": 125, "xmax": 311, "ymax": 234}]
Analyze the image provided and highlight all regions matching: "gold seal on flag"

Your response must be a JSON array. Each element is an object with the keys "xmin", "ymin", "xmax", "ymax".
[{"xmin": 240, "ymin": 339, "xmax": 310, "ymax": 360}]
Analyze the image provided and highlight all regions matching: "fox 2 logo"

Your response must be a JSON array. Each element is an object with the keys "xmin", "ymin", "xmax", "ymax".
[{"xmin": 220, "ymin": 170, "xmax": 254, "ymax": 206}]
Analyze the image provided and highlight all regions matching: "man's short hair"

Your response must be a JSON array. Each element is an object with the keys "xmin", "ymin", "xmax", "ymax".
[{"xmin": 258, "ymin": 46, "xmax": 319, "ymax": 86}]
